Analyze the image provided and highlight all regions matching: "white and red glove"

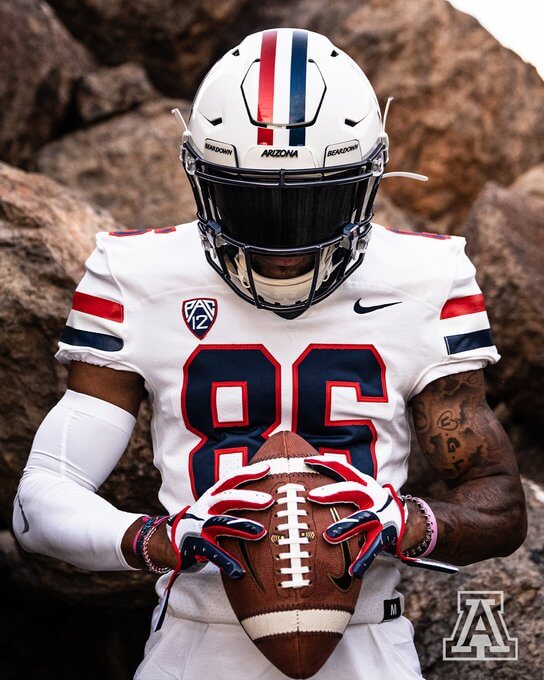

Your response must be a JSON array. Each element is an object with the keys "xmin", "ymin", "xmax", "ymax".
[
  {"xmin": 304, "ymin": 455, "xmax": 457, "ymax": 577},
  {"xmin": 167, "ymin": 461, "xmax": 273, "ymax": 580},
  {"xmin": 155, "ymin": 462, "xmax": 273, "ymax": 631}
]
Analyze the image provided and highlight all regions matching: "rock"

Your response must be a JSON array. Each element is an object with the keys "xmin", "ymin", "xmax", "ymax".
[
  {"xmin": 0, "ymin": 0, "xmax": 93, "ymax": 166},
  {"xmin": 37, "ymin": 90, "xmax": 418, "ymax": 231},
  {"xmin": 0, "ymin": 530, "xmax": 152, "ymax": 679},
  {"xmin": 374, "ymin": 192, "xmax": 419, "ymax": 232},
  {"xmin": 220, "ymin": 0, "xmax": 544, "ymax": 231},
  {"xmin": 462, "ymin": 183, "xmax": 544, "ymax": 439},
  {"xmin": 46, "ymin": 0, "xmax": 251, "ymax": 97},
  {"xmin": 337, "ymin": 0, "xmax": 544, "ymax": 229},
  {"xmin": 0, "ymin": 527, "xmax": 155, "ymax": 607},
  {"xmin": 0, "ymin": 159, "xmax": 108, "ymax": 515},
  {"xmin": 511, "ymin": 164, "xmax": 544, "ymax": 202},
  {"xmin": 76, "ymin": 63, "xmax": 157, "ymax": 124},
  {"xmin": 35, "ymin": 99, "xmax": 194, "ymax": 228},
  {"xmin": 0, "ymin": 162, "xmax": 161, "ymax": 602},
  {"xmin": 40, "ymin": 0, "xmax": 544, "ymax": 229},
  {"xmin": 401, "ymin": 477, "xmax": 544, "ymax": 678},
  {"xmin": 508, "ymin": 424, "xmax": 544, "ymax": 487}
]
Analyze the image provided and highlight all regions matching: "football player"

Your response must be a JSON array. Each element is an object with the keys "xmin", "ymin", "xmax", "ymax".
[{"xmin": 13, "ymin": 28, "xmax": 526, "ymax": 679}]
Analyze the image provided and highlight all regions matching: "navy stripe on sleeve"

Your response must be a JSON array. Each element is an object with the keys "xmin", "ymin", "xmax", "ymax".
[
  {"xmin": 444, "ymin": 328, "xmax": 494, "ymax": 355},
  {"xmin": 60, "ymin": 326, "xmax": 124, "ymax": 352}
]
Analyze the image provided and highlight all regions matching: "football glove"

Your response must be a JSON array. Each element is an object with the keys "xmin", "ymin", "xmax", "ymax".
[
  {"xmin": 304, "ymin": 455, "xmax": 458, "ymax": 577},
  {"xmin": 167, "ymin": 461, "xmax": 273, "ymax": 579}
]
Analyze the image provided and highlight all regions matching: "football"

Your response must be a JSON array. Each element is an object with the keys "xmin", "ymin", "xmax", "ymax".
[{"xmin": 220, "ymin": 431, "xmax": 362, "ymax": 679}]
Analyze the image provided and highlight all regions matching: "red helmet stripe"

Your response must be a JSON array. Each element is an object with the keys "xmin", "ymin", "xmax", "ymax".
[{"xmin": 257, "ymin": 29, "xmax": 277, "ymax": 145}]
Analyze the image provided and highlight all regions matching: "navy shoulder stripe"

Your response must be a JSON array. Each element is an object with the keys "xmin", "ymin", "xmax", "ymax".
[
  {"xmin": 444, "ymin": 328, "xmax": 494, "ymax": 355},
  {"xmin": 60, "ymin": 326, "xmax": 124, "ymax": 352}
]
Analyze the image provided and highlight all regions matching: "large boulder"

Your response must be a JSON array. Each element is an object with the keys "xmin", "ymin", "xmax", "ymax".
[
  {"xmin": 462, "ymin": 182, "xmax": 544, "ymax": 439},
  {"xmin": 76, "ymin": 63, "xmax": 157, "ymax": 124},
  {"xmin": 36, "ymin": 91, "xmax": 418, "ymax": 230},
  {"xmin": 220, "ymin": 0, "xmax": 544, "ymax": 230},
  {"xmin": 0, "ymin": 0, "xmax": 93, "ymax": 166},
  {"xmin": 35, "ymin": 99, "xmax": 194, "ymax": 228},
  {"xmin": 0, "ymin": 162, "xmax": 160, "ymax": 602},
  {"xmin": 401, "ymin": 477, "xmax": 544, "ymax": 678},
  {"xmin": 511, "ymin": 164, "xmax": 544, "ymax": 202},
  {"xmin": 46, "ymin": 0, "xmax": 250, "ymax": 97},
  {"xmin": 42, "ymin": 0, "xmax": 544, "ymax": 230}
]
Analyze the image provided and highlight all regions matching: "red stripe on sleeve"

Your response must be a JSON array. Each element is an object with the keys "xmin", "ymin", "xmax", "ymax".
[
  {"xmin": 440, "ymin": 293, "xmax": 486, "ymax": 319},
  {"xmin": 257, "ymin": 29, "xmax": 277, "ymax": 145},
  {"xmin": 72, "ymin": 291, "xmax": 124, "ymax": 323}
]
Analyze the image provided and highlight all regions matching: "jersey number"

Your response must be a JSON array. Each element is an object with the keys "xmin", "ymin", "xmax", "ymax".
[{"xmin": 182, "ymin": 344, "xmax": 387, "ymax": 498}]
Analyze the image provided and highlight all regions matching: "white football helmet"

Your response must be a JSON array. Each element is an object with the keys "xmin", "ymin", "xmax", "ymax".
[{"xmin": 180, "ymin": 28, "xmax": 389, "ymax": 317}]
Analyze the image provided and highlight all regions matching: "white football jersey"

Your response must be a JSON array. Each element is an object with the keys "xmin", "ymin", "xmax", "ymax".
[{"xmin": 56, "ymin": 221, "xmax": 499, "ymax": 625}]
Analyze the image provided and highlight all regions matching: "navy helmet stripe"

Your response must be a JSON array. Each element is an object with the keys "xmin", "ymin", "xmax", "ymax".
[
  {"xmin": 61, "ymin": 326, "xmax": 124, "ymax": 352},
  {"xmin": 444, "ymin": 328, "xmax": 494, "ymax": 355},
  {"xmin": 289, "ymin": 30, "xmax": 308, "ymax": 146}
]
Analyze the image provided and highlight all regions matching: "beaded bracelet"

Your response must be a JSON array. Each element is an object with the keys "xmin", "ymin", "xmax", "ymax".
[
  {"xmin": 134, "ymin": 515, "xmax": 171, "ymax": 574},
  {"xmin": 401, "ymin": 494, "xmax": 438, "ymax": 558}
]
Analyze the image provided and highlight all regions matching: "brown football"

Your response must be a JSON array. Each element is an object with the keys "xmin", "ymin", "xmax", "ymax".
[{"xmin": 220, "ymin": 431, "xmax": 362, "ymax": 679}]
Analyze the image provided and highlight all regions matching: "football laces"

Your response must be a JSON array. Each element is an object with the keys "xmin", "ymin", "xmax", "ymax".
[{"xmin": 274, "ymin": 483, "xmax": 312, "ymax": 588}]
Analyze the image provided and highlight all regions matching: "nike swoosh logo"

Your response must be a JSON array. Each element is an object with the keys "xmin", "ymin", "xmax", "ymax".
[
  {"xmin": 327, "ymin": 508, "xmax": 354, "ymax": 592},
  {"xmin": 354, "ymin": 300, "xmax": 402, "ymax": 314},
  {"xmin": 17, "ymin": 495, "xmax": 30, "ymax": 534},
  {"xmin": 238, "ymin": 539, "xmax": 264, "ymax": 591}
]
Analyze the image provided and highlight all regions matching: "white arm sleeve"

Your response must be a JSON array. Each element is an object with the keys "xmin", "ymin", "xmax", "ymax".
[{"xmin": 13, "ymin": 390, "xmax": 144, "ymax": 571}]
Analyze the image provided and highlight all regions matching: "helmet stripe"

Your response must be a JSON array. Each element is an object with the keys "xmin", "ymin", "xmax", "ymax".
[
  {"xmin": 257, "ymin": 29, "xmax": 278, "ymax": 145},
  {"xmin": 288, "ymin": 30, "xmax": 308, "ymax": 146}
]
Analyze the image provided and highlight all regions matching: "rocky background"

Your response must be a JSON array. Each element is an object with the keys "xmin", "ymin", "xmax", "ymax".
[{"xmin": 0, "ymin": 1, "xmax": 542, "ymax": 678}]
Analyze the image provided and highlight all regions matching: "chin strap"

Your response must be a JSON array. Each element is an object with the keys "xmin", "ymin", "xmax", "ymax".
[{"xmin": 232, "ymin": 247, "xmax": 339, "ymax": 307}]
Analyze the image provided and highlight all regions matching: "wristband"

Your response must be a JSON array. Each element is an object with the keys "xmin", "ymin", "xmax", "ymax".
[
  {"xmin": 401, "ymin": 494, "xmax": 438, "ymax": 558},
  {"xmin": 132, "ymin": 515, "xmax": 151, "ymax": 558},
  {"xmin": 134, "ymin": 515, "xmax": 171, "ymax": 574}
]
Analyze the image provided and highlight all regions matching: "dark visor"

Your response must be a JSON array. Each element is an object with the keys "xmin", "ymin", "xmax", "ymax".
[
  {"xmin": 210, "ymin": 181, "xmax": 362, "ymax": 247},
  {"xmin": 185, "ymin": 142, "xmax": 383, "ymax": 249}
]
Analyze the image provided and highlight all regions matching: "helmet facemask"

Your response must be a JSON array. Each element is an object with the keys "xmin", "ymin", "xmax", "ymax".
[{"xmin": 183, "ymin": 139, "xmax": 385, "ymax": 317}]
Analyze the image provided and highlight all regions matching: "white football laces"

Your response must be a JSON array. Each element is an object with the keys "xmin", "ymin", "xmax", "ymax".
[{"xmin": 275, "ymin": 483, "xmax": 312, "ymax": 588}]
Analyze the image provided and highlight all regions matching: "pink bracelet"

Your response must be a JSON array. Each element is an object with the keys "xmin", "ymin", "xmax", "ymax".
[
  {"xmin": 140, "ymin": 516, "xmax": 170, "ymax": 574},
  {"xmin": 416, "ymin": 496, "xmax": 438, "ymax": 557},
  {"xmin": 401, "ymin": 495, "xmax": 438, "ymax": 558},
  {"xmin": 133, "ymin": 515, "xmax": 171, "ymax": 574},
  {"xmin": 132, "ymin": 515, "xmax": 151, "ymax": 557}
]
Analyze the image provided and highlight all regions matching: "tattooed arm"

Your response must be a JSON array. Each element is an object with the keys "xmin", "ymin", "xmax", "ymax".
[{"xmin": 401, "ymin": 369, "xmax": 527, "ymax": 565}]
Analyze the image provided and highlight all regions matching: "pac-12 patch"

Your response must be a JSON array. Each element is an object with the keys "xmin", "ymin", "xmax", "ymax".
[{"xmin": 182, "ymin": 298, "xmax": 217, "ymax": 339}]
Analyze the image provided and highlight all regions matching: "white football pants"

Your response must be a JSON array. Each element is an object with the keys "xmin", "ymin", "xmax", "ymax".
[{"xmin": 134, "ymin": 610, "xmax": 423, "ymax": 680}]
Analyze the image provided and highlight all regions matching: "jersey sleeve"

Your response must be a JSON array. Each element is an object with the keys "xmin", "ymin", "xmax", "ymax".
[
  {"xmin": 408, "ymin": 241, "xmax": 500, "ymax": 398},
  {"xmin": 55, "ymin": 234, "xmax": 138, "ymax": 373}
]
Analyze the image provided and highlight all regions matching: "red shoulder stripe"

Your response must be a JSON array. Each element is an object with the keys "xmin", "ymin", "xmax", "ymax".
[
  {"xmin": 72, "ymin": 292, "xmax": 124, "ymax": 323},
  {"xmin": 440, "ymin": 293, "xmax": 485, "ymax": 319}
]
